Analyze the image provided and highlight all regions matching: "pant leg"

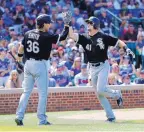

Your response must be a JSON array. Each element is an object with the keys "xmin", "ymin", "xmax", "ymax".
[
  {"xmin": 35, "ymin": 60, "xmax": 48, "ymax": 125},
  {"xmin": 97, "ymin": 61, "xmax": 121, "ymax": 99},
  {"xmin": 90, "ymin": 61, "xmax": 121, "ymax": 119},
  {"xmin": 16, "ymin": 62, "xmax": 34, "ymax": 120}
]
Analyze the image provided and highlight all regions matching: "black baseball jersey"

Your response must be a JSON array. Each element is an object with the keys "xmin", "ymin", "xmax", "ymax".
[
  {"xmin": 77, "ymin": 32, "xmax": 118, "ymax": 63},
  {"xmin": 22, "ymin": 26, "xmax": 69, "ymax": 60}
]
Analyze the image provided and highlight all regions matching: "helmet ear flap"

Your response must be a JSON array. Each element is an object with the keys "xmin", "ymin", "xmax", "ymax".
[{"xmin": 93, "ymin": 24, "xmax": 97, "ymax": 29}]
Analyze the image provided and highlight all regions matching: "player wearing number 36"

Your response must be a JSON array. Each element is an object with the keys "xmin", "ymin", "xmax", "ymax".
[
  {"xmin": 69, "ymin": 16, "xmax": 135, "ymax": 122},
  {"xmin": 15, "ymin": 13, "xmax": 70, "ymax": 126}
]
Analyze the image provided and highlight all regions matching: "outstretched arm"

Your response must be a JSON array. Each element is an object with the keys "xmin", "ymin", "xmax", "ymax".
[
  {"xmin": 117, "ymin": 40, "xmax": 135, "ymax": 58},
  {"xmin": 55, "ymin": 11, "xmax": 72, "ymax": 44}
]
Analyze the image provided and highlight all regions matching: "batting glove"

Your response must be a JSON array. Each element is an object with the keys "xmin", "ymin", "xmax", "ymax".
[
  {"xmin": 62, "ymin": 11, "xmax": 72, "ymax": 25},
  {"xmin": 126, "ymin": 48, "xmax": 135, "ymax": 58}
]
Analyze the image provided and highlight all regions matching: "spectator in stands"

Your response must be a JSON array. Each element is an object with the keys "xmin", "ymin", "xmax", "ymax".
[
  {"xmin": 135, "ymin": 70, "xmax": 144, "ymax": 84},
  {"xmin": 65, "ymin": 53, "xmax": 74, "ymax": 70},
  {"xmin": 68, "ymin": 70, "xmax": 75, "ymax": 86},
  {"xmin": 51, "ymin": 49, "xmax": 59, "ymax": 60},
  {"xmin": 0, "ymin": 48, "xmax": 11, "ymax": 87},
  {"xmin": 0, "ymin": 37, "xmax": 9, "ymax": 49},
  {"xmin": 112, "ymin": 0, "xmax": 121, "ymax": 9},
  {"xmin": 74, "ymin": 63, "xmax": 88, "ymax": 86},
  {"xmin": 71, "ymin": 17, "xmax": 80, "ymax": 30},
  {"xmin": 46, "ymin": 0, "xmax": 58, "ymax": 8},
  {"xmin": 108, "ymin": 73, "xmax": 120, "ymax": 85},
  {"xmin": 135, "ymin": 31, "xmax": 144, "ymax": 69},
  {"xmin": 119, "ymin": 9, "xmax": 129, "ymax": 20},
  {"xmin": 128, "ymin": 0, "xmax": 136, "ymax": 9},
  {"xmin": 71, "ymin": 57, "xmax": 81, "ymax": 76},
  {"xmin": 71, "ymin": 46, "xmax": 79, "ymax": 58},
  {"xmin": 54, "ymin": 17, "xmax": 64, "ymax": 32},
  {"xmin": 56, "ymin": 5, "xmax": 63, "ymax": 14},
  {"xmin": 108, "ymin": 58, "xmax": 118, "ymax": 66},
  {"xmin": 73, "ymin": 8, "xmax": 82, "ymax": 22},
  {"xmin": 65, "ymin": 39, "xmax": 75, "ymax": 55},
  {"xmin": 57, "ymin": 46, "xmax": 65, "ymax": 62},
  {"xmin": 9, "ymin": 31, "xmax": 18, "ymax": 43},
  {"xmin": 98, "ymin": 8, "xmax": 112, "ymax": 34},
  {"xmin": 48, "ymin": 70, "xmax": 56, "ymax": 87},
  {"xmin": 111, "ymin": 63, "xmax": 122, "ymax": 84},
  {"xmin": 135, "ymin": 1, "xmax": 140, "ymax": 9},
  {"xmin": 119, "ymin": 48, "xmax": 125, "ymax": 65},
  {"xmin": 3, "ymin": 8, "xmax": 14, "ymax": 27},
  {"xmin": 139, "ymin": 0, "xmax": 144, "ymax": 9},
  {"xmin": 119, "ymin": 55, "xmax": 136, "ymax": 75},
  {"xmin": 5, "ymin": 70, "xmax": 21, "ymax": 88},
  {"xmin": 79, "ymin": 0, "xmax": 93, "ymax": 17},
  {"xmin": 93, "ymin": 0, "xmax": 108, "ymax": 11},
  {"xmin": 34, "ymin": 0, "xmax": 47, "ymax": 11},
  {"xmin": 60, "ymin": 0, "xmax": 74, "ymax": 11},
  {"xmin": 109, "ymin": 47, "xmax": 120, "ymax": 63},
  {"xmin": 79, "ymin": 24, "xmax": 86, "ymax": 34},
  {"xmin": 50, "ymin": 57, "xmax": 58, "ymax": 76},
  {"xmin": 124, "ymin": 23, "xmax": 137, "ymax": 42},
  {"xmin": 121, "ymin": 74, "xmax": 132, "ymax": 85},
  {"xmin": 26, "ymin": 16, "xmax": 35, "ymax": 30},
  {"xmin": 12, "ymin": 3, "xmax": 25, "ymax": 24},
  {"xmin": 51, "ymin": 7, "xmax": 58, "ymax": 22},
  {"xmin": 53, "ymin": 63, "xmax": 69, "ymax": 87}
]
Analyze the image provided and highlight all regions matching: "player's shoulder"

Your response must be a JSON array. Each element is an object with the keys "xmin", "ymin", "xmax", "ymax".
[{"xmin": 24, "ymin": 29, "xmax": 38, "ymax": 35}]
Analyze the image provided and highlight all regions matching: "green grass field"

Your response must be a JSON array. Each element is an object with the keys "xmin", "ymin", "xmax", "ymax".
[{"xmin": 0, "ymin": 109, "xmax": 144, "ymax": 132}]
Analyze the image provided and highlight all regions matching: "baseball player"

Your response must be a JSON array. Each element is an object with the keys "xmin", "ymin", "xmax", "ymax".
[
  {"xmin": 15, "ymin": 13, "xmax": 71, "ymax": 126},
  {"xmin": 69, "ymin": 16, "xmax": 135, "ymax": 122}
]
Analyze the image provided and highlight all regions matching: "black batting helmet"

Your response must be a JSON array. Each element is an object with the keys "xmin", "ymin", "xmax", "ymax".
[
  {"xmin": 36, "ymin": 14, "xmax": 53, "ymax": 28},
  {"xmin": 85, "ymin": 16, "xmax": 100, "ymax": 29}
]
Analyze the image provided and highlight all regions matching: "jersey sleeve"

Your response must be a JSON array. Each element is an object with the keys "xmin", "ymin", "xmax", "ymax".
[
  {"xmin": 77, "ymin": 34, "xmax": 90, "ymax": 47},
  {"xmin": 104, "ymin": 34, "xmax": 119, "ymax": 47}
]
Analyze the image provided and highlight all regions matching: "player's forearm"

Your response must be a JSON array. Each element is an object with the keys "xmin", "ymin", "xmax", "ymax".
[
  {"xmin": 17, "ymin": 44, "xmax": 24, "ymax": 62},
  {"xmin": 59, "ymin": 25, "xmax": 69, "ymax": 41},
  {"xmin": 68, "ymin": 26, "xmax": 79, "ymax": 42},
  {"xmin": 18, "ymin": 44, "xmax": 24, "ymax": 55}
]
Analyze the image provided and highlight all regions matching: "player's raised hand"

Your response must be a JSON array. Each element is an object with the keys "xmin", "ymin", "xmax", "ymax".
[{"xmin": 62, "ymin": 11, "xmax": 72, "ymax": 25}]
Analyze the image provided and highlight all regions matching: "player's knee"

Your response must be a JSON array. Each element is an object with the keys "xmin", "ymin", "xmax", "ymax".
[{"xmin": 97, "ymin": 88, "xmax": 104, "ymax": 95}]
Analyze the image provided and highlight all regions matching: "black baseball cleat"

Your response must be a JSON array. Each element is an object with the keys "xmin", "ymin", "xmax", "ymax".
[
  {"xmin": 15, "ymin": 118, "xmax": 24, "ymax": 126},
  {"xmin": 106, "ymin": 118, "xmax": 116, "ymax": 122},
  {"xmin": 45, "ymin": 121, "xmax": 51, "ymax": 125},
  {"xmin": 117, "ymin": 97, "xmax": 123, "ymax": 107},
  {"xmin": 39, "ymin": 121, "xmax": 52, "ymax": 125}
]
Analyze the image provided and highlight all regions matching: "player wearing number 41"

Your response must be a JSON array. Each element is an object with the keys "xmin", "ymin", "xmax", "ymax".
[
  {"xmin": 15, "ymin": 13, "xmax": 70, "ymax": 126},
  {"xmin": 69, "ymin": 16, "xmax": 135, "ymax": 122}
]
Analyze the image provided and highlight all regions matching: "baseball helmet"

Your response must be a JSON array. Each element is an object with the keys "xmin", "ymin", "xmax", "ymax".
[
  {"xmin": 36, "ymin": 14, "xmax": 53, "ymax": 28},
  {"xmin": 85, "ymin": 16, "xmax": 100, "ymax": 29}
]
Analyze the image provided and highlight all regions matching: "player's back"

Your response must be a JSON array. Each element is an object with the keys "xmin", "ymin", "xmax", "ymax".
[{"xmin": 23, "ymin": 29, "xmax": 55, "ymax": 60}]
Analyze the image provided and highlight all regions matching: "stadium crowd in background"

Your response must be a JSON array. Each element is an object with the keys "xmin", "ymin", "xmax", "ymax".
[{"xmin": 0, "ymin": 0, "xmax": 144, "ymax": 88}]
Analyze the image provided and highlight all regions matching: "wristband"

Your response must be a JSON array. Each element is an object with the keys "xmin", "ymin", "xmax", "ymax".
[{"xmin": 18, "ymin": 53, "xmax": 23, "ymax": 57}]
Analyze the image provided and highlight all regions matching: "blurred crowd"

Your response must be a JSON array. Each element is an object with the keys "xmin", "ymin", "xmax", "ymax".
[{"xmin": 0, "ymin": 0, "xmax": 144, "ymax": 89}]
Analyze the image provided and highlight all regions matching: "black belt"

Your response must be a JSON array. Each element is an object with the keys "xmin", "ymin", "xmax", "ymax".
[
  {"xmin": 90, "ymin": 62, "xmax": 104, "ymax": 67},
  {"xmin": 28, "ymin": 58, "xmax": 47, "ymax": 61}
]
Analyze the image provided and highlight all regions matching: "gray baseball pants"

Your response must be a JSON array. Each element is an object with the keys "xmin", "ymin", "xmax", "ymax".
[
  {"xmin": 16, "ymin": 59, "xmax": 49, "ymax": 125},
  {"xmin": 90, "ymin": 60, "xmax": 121, "ymax": 119}
]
